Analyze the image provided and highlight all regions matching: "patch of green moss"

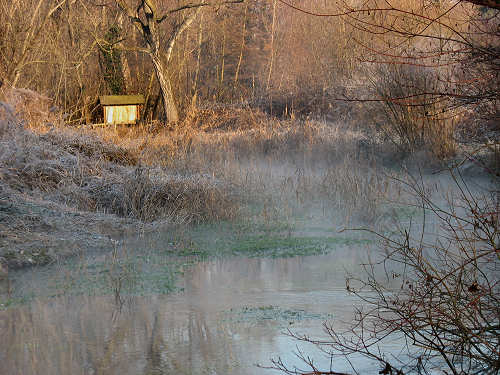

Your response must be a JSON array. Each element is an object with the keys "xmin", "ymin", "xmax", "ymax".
[
  {"xmin": 391, "ymin": 205, "xmax": 420, "ymax": 219},
  {"xmin": 231, "ymin": 236, "xmax": 328, "ymax": 257},
  {"xmin": 169, "ymin": 218, "xmax": 372, "ymax": 259},
  {"xmin": 165, "ymin": 233, "xmax": 372, "ymax": 259}
]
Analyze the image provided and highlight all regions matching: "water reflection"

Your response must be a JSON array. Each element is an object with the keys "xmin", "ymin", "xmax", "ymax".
[{"xmin": 1, "ymin": 248, "xmax": 389, "ymax": 375}]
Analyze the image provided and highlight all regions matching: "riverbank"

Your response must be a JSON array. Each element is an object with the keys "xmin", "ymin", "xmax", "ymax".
[
  {"xmin": 1, "ymin": 91, "xmax": 497, "ymax": 270},
  {"xmin": 0, "ymin": 97, "xmax": 239, "ymax": 269}
]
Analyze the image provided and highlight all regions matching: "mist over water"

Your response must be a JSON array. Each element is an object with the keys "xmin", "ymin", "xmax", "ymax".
[{"xmin": 0, "ymin": 147, "xmax": 493, "ymax": 375}]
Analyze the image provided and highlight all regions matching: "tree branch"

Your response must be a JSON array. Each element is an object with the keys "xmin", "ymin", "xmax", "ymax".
[
  {"xmin": 115, "ymin": 0, "xmax": 143, "ymax": 26},
  {"xmin": 157, "ymin": 0, "xmax": 244, "ymax": 23},
  {"xmin": 463, "ymin": 0, "xmax": 500, "ymax": 10},
  {"xmin": 165, "ymin": 8, "xmax": 201, "ymax": 62}
]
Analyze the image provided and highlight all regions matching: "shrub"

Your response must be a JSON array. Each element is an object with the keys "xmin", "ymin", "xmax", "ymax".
[{"xmin": 372, "ymin": 65, "xmax": 457, "ymax": 158}]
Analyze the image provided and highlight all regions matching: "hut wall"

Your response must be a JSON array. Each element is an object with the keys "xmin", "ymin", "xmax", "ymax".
[{"xmin": 104, "ymin": 105, "xmax": 138, "ymax": 124}]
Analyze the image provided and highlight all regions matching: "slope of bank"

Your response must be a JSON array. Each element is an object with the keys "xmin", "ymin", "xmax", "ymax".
[{"xmin": 0, "ymin": 102, "xmax": 238, "ymax": 269}]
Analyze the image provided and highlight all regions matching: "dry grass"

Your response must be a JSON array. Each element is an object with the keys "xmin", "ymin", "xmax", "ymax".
[
  {"xmin": 0, "ymin": 89, "xmax": 444, "ymax": 269},
  {"xmin": 89, "ymin": 105, "xmax": 372, "ymax": 170},
  {"xmin": 0, "ymin": 94, "xmax": 242, "ymax": 268},
  {"xmin": 90, "ymin": 167, "xmax": 238, "ymax": 223},
  {"xmin": 85, "ymin": 105, "xmax": 399, "ymax": 225},
  {"xmin": 318, "ymin": 160, "xmax": 393, "ymax": 224},
  {"xmin": 0, "ymin": 93, "xmax": 238, "ymax": 222}
]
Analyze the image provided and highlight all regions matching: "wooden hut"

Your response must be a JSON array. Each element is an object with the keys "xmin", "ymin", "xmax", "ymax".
[{"xmin": 99, "ymin": 95, "xmax": 145, "ymax": 125}]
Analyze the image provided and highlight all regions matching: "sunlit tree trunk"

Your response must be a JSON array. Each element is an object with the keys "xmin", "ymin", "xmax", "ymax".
[
  {"xmin": 150, "ymin": 52, "xmax": 179, "ymax": 122},
  {"xmin": 115, "ymin": 0, "xmax": 179, "ymax": 122}
]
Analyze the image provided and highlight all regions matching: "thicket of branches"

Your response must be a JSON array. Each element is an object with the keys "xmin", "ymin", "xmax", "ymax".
[{"xmin": 263, "ymin": 169, "xmax": 499, "ymax": 375}]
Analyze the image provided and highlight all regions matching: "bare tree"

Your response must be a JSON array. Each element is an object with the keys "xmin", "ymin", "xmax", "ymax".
[
  {"xmin": 113, "ymin": 0, "xmax": 244, "ymax": 123},
  {"xmin": 274, "ymin": 0, "xmax": 499, "ymax": 126},
  {"xmin": 1, "ymin": 0, "xmax": 67, "ymax": 88}
]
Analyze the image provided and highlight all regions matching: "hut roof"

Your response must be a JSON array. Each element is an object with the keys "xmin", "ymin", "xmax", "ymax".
[{"xmin": 99, "ymin": 95, "xmax": 145, "ymax": 106}]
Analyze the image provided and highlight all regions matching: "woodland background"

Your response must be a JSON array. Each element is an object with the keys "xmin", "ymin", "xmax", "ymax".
[{"xmin": 1, "ymin": 0, "xmax": 496, "ymax": 140}]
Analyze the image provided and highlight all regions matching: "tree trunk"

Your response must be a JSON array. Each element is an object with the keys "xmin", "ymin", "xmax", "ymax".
[
  {"xmin": 150, "ymin": 53, "xmax": 179, "ymax": 123},
  {"xmin": 118, "ymin": 14, "xmax": 133, "ymax": 92}
]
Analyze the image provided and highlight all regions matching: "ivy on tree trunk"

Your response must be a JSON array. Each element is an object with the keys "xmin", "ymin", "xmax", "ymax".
[{"xmin": 99, "ymin": 26, "xmax": 126, "ymax": 95}]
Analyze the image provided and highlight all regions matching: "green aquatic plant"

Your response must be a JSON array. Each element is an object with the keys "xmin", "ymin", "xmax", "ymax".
[{"xmin": 226, "ymin": 305, "xmax": 334, "ymax": 326}]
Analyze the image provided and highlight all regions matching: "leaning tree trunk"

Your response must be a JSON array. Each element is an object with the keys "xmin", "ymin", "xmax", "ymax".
[
  {"xmin": 150, "ymin": 53, "xmax": 179, "ymax": 123},
  {"xmin": 115, "ymin": 0, "xmax": 238, "ymax": 124}
]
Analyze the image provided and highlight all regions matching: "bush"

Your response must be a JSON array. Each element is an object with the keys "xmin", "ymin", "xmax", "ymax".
[{"xmin": 372, "ymin": 65, "xmax": 457, "ymax": 158}]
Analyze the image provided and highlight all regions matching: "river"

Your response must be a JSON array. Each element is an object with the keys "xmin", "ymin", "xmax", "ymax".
[{"xmin": 0, "ymin": 238, "xmax": 406, "ymax": 375}]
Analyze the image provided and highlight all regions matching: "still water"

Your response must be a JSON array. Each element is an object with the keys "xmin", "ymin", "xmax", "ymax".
[{"xmin": 0, "ymin": 244, "xmax": 400, "ymax": 375}]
